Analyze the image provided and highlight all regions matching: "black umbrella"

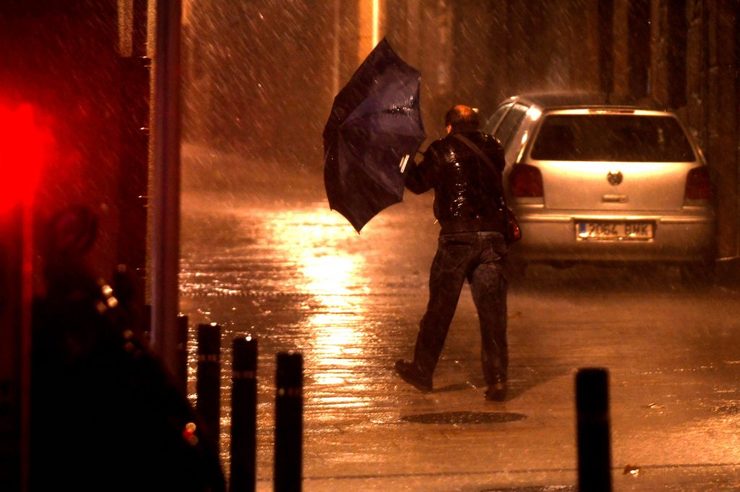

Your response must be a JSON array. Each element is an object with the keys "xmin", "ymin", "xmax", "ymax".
[{"xmin": 323, "ymin": 38, "xmax": 426, "ymax": 232}]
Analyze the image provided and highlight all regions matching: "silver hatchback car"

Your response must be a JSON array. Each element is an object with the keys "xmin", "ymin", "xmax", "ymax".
[{"xmin": 484, "ymin": 93, "xmax": 716, "ymax": 281}]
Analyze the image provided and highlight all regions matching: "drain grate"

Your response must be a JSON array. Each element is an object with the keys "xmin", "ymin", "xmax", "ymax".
[{"xmin": 401, "ymin": 411, "xmax": 526, "ymax": 425}]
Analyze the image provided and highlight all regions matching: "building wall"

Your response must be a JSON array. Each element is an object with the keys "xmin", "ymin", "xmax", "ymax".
[
  {"xmin": 183, "ymin": 0, "xmax": 336, "ymax": 163},
  {"xmin": 670, "ymin": 0, "xmax": 737, "ymax": 262}
]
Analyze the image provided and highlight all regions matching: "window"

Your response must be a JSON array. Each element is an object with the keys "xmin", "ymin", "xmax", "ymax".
[
  {"xmin": 483, "ymin": 103, "xmax": 512, "ymax": 134},
  {"xmin": 493, "ymin": 103, "xmax": 528, "ymax": 150},
  {"xmin": 530, "ymin": 114, "xmax": 696, "ymax": 162}
]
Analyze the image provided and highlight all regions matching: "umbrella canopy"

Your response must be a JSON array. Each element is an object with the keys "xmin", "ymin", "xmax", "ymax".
[{"xmin": 323, "ymin": 38, "xmax": 425, "ymax": 232}]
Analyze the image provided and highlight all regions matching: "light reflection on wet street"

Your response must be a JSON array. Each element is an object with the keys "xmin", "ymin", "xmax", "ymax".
[
  {"xmin": 180, "ymin": 180, "xmax": 439, "ymax": 475},
  {"xmin": 180, "ymin": 158, "xmax": 739, "ymax": 491}
]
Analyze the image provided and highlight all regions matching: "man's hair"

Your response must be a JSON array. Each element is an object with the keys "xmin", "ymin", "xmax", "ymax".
[{"xmin": 445, "ymin": 105, "xmax": 479, "ymax": 131}]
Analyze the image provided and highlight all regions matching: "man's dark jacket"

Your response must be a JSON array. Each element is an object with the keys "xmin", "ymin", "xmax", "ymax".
[{"xmin": 405, "ymin": 130, "xmax": 508, "ymax": 234}]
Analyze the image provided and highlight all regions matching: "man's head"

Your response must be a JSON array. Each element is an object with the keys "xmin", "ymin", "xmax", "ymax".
[{"xmin": 445, "ymin": 105, "xmax": 479, "ymax": 133}]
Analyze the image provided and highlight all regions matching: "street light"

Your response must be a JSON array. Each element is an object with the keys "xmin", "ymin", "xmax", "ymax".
[
  {"xmin": 0, "ymin": 103, "xmax": 52, "ymax": 211},
  {"xmin": 0, "ymin": 101, "xmax": 53, "ymax": 491}
]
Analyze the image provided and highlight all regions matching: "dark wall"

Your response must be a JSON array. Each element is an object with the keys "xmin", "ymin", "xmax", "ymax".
[{"xmin": 183, "ymin": 0, "xmax": 335, "ymax": 168}]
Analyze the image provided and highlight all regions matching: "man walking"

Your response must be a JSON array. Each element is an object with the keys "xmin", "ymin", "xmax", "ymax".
[{"xmin": 395, "ymin": 105, "xmax": 510, "ymax": 401}]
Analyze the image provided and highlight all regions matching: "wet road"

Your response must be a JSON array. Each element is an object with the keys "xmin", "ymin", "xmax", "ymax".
[{"xmin": 180, "ymin": 147, "xmax": 740, "ymax": 491}]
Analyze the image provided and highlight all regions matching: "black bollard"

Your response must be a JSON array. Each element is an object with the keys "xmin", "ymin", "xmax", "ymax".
[
  {"xmin": 230, "ymin": 336, "xmax": 258, "ymax": 492},
  {"xmin": 273, "ymin": 352, "xmax": 303, "ymax": 492},
  {"xmin": 176, "ymin": 313, "xmax": 189, "ymax": 396},
  {"xmin": 197, "ymin": 322, "xmax": 221, "ymax": 456},
  {"xmin": 575, "ymin": 368, "xmax": 613, "ymax": 492}
]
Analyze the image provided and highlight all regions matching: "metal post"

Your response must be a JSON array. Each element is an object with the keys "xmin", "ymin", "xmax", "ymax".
[
  {"xmin": 576, "ymin": 367, "xmax": 613, "ymax": 492},
  {"xmin": 0, "ymin": 204, "xmax": 31, "ymax": 491},
  {"xmin": 230, "ymin": 336, "xmax": 258, "ymax": 492},
  {"xmin": 142, "ymin": 304, "xmax": 152, "ymax": 347},
  {"xmin": 176, "ymin": 313, "xmax": 189, "ymax": 396},
  {"xmin": 196, "ymin": 323, "xmax": 221, "ymax": 456},
  {"xmin": 273, "ymin": 352, "xmax": 303, "ymax": 492},
  {"xmin": 331, "ymin": 0, "xmax": 341, "ymax": 96},
  {"xmin": 151, "ymin": 0, "xmax": 182, "ymax": 378}
]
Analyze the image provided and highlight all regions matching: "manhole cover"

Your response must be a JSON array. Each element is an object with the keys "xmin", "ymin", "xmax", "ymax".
[
  {"xmin": 401, "ymin": 411, "xmax": 526, "ymax": 425},
  {"xmin": 482, "ymin": 486, "xmax": 575, "ymax": 492},
  {"xmin": 715, "ymin": 403, "xmax": 739, "ymax": 415}
]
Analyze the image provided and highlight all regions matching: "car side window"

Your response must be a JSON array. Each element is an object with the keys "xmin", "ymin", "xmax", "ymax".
[
  {"xmin": 493, "ymin": 103, "xmax": 529, "ymax": 151},
  {"xmin": 483, "ymin": 103, "xmax": 512, "ymax": 134}
]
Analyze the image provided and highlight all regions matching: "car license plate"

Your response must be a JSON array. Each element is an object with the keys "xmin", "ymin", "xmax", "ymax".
[{"xmin": 576, "ymin": 221, "xmax": 654, "ymax": 241}]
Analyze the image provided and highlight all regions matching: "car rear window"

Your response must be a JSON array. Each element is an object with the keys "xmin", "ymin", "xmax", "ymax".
[{"xmin": 530, "ymin": 114, "xmax": 696, "ymax": 162}]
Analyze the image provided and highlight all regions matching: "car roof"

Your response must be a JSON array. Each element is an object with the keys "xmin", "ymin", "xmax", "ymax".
[{"xmin": 505, "ymin": 92, "xmax": 666, "ymax": 112}]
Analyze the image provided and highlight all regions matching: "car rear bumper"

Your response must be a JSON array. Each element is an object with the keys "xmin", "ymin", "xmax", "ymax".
[{"xmin": 511, "ymin": 210, "xmax": 715, "ymax": 264}]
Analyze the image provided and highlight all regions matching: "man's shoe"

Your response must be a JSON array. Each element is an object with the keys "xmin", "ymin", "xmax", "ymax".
[
  {"xmin": 485, "ymin": 381, "xmax": 507, "ymax": 402},
  {"xmin": 394, "ymin": 360, "xmax": 432, "ymax": 392}
]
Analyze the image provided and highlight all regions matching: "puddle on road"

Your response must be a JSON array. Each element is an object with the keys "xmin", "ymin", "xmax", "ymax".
[{"xmin": 401, "ymin": 411, "xmax": 527, "ymax": 425}]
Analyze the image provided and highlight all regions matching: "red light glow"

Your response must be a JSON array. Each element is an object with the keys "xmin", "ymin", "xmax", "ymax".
[{"xmin": 0, "ymin": 102, "xmax": 54, "ymax": 211}]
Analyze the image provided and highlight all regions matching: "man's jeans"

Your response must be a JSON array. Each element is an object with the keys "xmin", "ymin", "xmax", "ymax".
[{"xmin": 413, "ymin": 231, "xmax": 508, "ymax": 385}]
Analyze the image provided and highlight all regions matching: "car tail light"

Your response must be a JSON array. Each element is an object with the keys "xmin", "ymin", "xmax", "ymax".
[
  {"xmin": 509, "ymin": 163, "xmax": 543, "ymax": 198},
  {"xmin": 685, "ymin": 166, "xmax": 711, "ymax": 201}
]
